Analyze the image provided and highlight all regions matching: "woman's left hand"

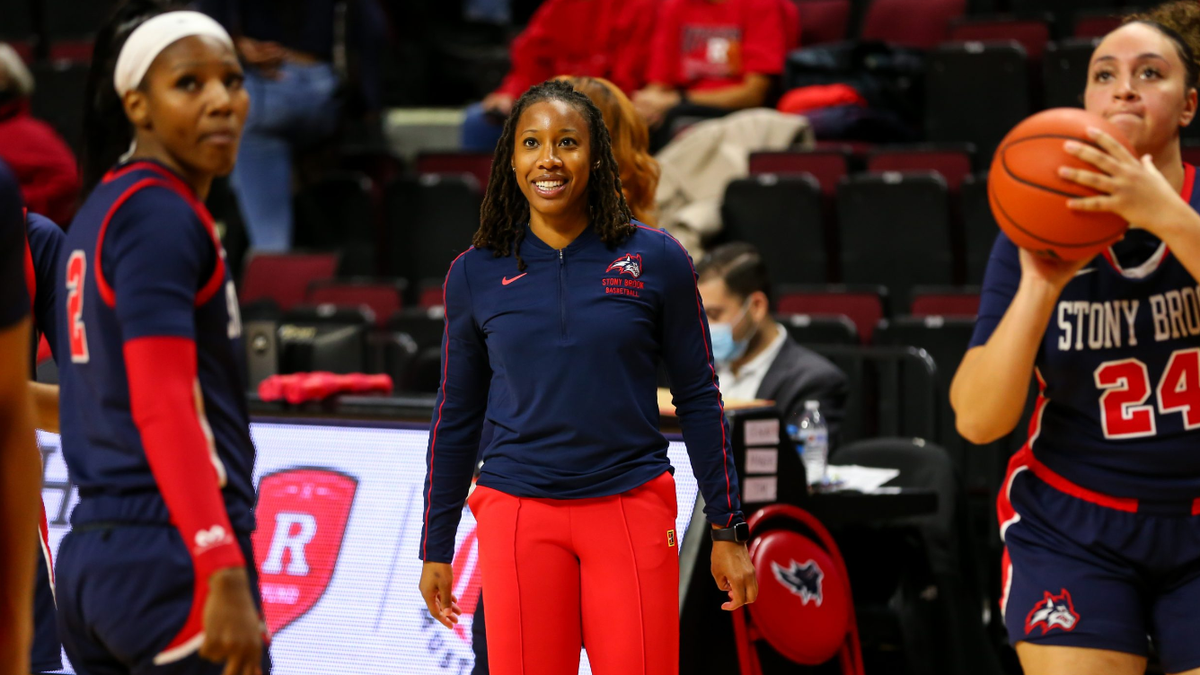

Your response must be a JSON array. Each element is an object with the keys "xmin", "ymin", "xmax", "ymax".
[
  {"xmin": 1059, "ymin": 127, "xmax": 1186, "ymax": 235},
  {"xmin": 711, "ymin": 540, "xmax": 758, "ymax": 611}
]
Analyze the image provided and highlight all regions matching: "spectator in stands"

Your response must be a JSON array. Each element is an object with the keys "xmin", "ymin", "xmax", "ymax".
[
  {"xmin": 0, "ymin": 44, "xmax": 80, "ymax": 227},
  {"xmin": 460, "ymin": 0, "xmax": 659, "ymax": 152},
  {"xmin": 697, "ymin": 242, "xmax": 848, "ymax": 441},
  {"xmin": 561, "ymin": 75, "xmax": 660, "ymax": 225},
  {"xmin": 634, "ymin": 0, "xmax": 797, "ymax": 151},
  {"xmin": 198, "ymin": 0, "xmax": 386, "ymax": 252}
]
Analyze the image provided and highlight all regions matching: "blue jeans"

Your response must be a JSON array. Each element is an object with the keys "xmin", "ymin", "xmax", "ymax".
[
  {"xmin": 460, "ymin": 102, "xmax": 506, "ymax": 153},
  {"xmin": 232, "ymin": 63, "xmax": 341, "ymax": 252}
]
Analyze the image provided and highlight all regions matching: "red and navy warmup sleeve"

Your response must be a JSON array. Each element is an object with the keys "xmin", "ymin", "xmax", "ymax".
[
  {"xmin": 0, "ymin": 162, "xmax": 29, "ymax": 330},
  {"xmin": 27, "ymin": 213, "xmax": 63, "ymax": 361},
  {"xmin": 104, "ymin": 187, "xmax": 245, "ymax": 576},
  {"xmin": 657, "ymin": 232, "xmax": 744, "ymax": 527},
  {"xmin": 969, "ymin": 233, "xmax": 1022, "ymax": 349},
  {"xmin": 420, "ymin": 251, "xmax": 491, "ymax": 563}
]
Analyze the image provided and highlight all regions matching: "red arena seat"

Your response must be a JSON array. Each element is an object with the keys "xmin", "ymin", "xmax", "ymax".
[
  {"xmin": 241, "ymin": 252, "xmax": 339, "ymax": 312},
  {"xmin": 733, "ymin": 504, "xmax": 864, "ymax": 675}
]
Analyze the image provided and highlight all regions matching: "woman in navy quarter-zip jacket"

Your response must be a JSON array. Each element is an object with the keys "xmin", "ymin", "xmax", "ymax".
[{"xmin": 418, "ymin": 80, "xmax": 757, "ymax": 675}]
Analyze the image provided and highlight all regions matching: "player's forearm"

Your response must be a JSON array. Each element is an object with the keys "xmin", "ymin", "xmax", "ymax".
[
  {"xmin": 0, "ymin": 413, "xmax": 39, "ymax": 663},
  {"xmin": 0, "ymin": 432, "xmax": 37, "ymax": 675},
  {"xmin": 951, "ymin": 281, "xmax": 1060, "ymax": 443},
  {"xmin": 0, "ymin": 322, "xmax": 40, "ymax": 675},
  {"xmin": 29, "ymin": 382, "xmax": 58, "ymax": 434},
  {"xmin": 684, "ymin": 75, "xmax": 771, "ymax": 110}
]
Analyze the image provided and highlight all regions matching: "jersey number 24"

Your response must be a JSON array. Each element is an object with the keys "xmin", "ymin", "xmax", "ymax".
[{"xmin": 1094, "ymin": 350, "xmax": 1200, "ymax": 439}]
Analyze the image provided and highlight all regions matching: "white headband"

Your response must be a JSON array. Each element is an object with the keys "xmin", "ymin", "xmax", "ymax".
[{"xmin": 113, "ymin": 11, "xmax": 234, "ymax": 96}]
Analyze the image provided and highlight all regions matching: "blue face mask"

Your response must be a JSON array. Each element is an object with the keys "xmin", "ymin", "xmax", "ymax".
[{"xmin": 710, "ymin": 299, "xmax": 756, "ymax": 366}]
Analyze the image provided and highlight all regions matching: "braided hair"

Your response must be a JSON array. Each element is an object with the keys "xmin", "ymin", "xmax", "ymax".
[
  {"xmin": 81, "ymin": 0, "xmax": 180, "ymax": 194},
  {"xmin": 473, "ymin": 79, "xmax": 635, "ymax": 271}
]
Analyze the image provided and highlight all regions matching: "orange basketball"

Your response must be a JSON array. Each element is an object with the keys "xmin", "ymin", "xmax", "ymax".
[{"xmin": 988, "ymin": 108, "xmax": 1135, "ymax": 260}]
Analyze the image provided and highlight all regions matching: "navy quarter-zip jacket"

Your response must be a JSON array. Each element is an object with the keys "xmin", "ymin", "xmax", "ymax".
[{"xmin": 420, "ymin": 222, "xmax": 744, "ymax": 562}]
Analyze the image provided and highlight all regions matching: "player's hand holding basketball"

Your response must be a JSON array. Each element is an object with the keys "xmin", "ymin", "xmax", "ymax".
[
  {"xmin": 1061, "ymin": 127, "xmax": 1190, "ymax": 234},
  {"xmin": 1018, "ymin": 246, "xmax": 1092, "ymax": 293},
  {"xmin": 200, "ymin": 567, "xmax": 263, "ymax": 675},
  {"xmin": 712, "ymin": 539, "xmax": 758, "ymax": 611},
  {"xmin": 419, "ymin": 561, "xmax": 463, "ymax": 629}
]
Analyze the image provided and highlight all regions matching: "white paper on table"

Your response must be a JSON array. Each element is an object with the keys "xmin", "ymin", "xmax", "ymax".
[{"xmin": 825, "ymin": 464, "xmax": 901, "ymax": 492}]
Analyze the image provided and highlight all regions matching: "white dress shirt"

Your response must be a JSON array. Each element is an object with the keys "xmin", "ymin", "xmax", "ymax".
[{"xmin": 717, "ymin": 322, "xmax": 787, "ymax": 402}]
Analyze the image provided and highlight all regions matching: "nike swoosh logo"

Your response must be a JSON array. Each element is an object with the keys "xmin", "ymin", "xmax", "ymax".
[
  {"xmin": 1074, "ymin": 268, "xmax": 1096, "ymax": 276},
  {"xmin": 502, "ymin": 273, "xmax": 527, "ymax": 286}
]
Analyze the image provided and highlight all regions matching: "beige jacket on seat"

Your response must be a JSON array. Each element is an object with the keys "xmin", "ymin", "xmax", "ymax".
[{"xmin": 654, "ymin": 108, "xmax": 813, "ymax": 256}]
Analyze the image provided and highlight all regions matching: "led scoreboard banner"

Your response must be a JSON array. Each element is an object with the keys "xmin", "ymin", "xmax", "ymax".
[{"xmin": 38, "ymin": 421, "xmax": 700, "ymax": 675}]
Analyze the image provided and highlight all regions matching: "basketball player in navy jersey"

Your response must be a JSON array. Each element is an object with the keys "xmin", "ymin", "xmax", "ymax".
[
  {"xmin": 21, "ymin": 208, "xmax": 64, "ymax": 674},
  {"xmin": 53, "ymin": 3, "xmax": 266, "ymax": 674},
  {"xmin": 953, "ymin": 4, "xmax": 1200, "ymax": 674},
  {"xmin": 0, "ymin": 160, "xmax": 43, "ymax": 675}
]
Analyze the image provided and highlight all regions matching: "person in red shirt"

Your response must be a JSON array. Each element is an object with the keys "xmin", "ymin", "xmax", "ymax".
[
  {"xmin": 460, "ymin": 0, "xmax": 659, "ymax": 151},
  {"xmin": 634, "ymin": 0, "xmax": 797, "ymax": 149},
  {"xmin": 0, "ymin": 44, "xmax": 81, "ymax": 228}
]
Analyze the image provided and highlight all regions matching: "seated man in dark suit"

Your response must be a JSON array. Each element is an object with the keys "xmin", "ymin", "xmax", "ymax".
[{"xmin": 697, "ymin": 243, "xmax": 848, "ymax": 442}]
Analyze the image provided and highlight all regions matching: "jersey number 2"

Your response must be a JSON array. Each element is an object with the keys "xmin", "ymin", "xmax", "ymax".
[
  {"xmin": 1094, "ymin": 349, "xmax": 1200, "ymax": 439},
  {"xmin": 65, "ymin": 250, "xmax": 89, "ymax": 363}
]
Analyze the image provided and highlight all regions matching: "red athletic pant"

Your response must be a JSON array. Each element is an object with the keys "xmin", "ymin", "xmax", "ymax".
[{"xmin": 468, "ymin": 471, "xmax": 680, "ymax": 675}]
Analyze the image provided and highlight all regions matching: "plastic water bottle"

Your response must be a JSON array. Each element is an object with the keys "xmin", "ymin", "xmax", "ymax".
[{"xmin": 788, "ymin": 401, "xmax": 828, "ymax": 486}]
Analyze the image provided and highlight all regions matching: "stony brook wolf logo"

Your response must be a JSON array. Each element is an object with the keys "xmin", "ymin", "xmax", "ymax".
[
  {"xmin": 253, "ymin": 468, "xmax": 358, "ymax": 635},
  {"xmin": 772, "ymin": 559, "xmax": 823, "ymax": 606},
  {"xmin": 1025, "ymin": 589, "xmax": 1080, "ymax": 635},
  {"xmin": 606, "ymin": 253, "xmax": 643, "ymax": 278}
]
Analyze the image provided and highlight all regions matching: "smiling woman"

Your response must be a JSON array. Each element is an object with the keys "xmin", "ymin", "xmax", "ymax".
[
  {"xmin": 418, "ymin": 79, "xmax": 759, "ymax": 675},
  {"xmin": 472, "ymin": 79, "xmax": 634, "ymax": 271}
]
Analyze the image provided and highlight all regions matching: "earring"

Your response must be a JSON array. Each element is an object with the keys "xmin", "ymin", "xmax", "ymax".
[{"xmin": 594, "ymin": 161, "xmax": 600, "ymax": 169}]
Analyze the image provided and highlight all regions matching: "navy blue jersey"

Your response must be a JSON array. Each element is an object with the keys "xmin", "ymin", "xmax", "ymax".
[
  {"xmin": 972, "ymin": 164, "xmax": 1200, "ymax": 501},
  {"xmin": 0, "ymin": 159, "xmax": 29, "ymax": 330},
  {"xmin": 24, "ymin": 211, "xmax": 64, "ymax": 674},
  {"xmin": 26, "ymin": 211, "xmax": 62, "ymax": 362},
  {"xmin": 421, "ymin": 222, "xmax": 742, "ymax": 563},
  {"xmin": 56, "ymin": 160, "xmax": 255, "ymax": 531}
]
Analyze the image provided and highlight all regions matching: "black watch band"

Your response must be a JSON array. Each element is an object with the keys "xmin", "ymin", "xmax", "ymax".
[{"xmin": 710, "ymin": 521, "xmax": 750, "ymax": 543}]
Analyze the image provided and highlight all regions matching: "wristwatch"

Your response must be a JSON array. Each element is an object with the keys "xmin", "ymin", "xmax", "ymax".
[{"xmin": 710, "ymin": 521, "xmax": 750, "ymax": 543}]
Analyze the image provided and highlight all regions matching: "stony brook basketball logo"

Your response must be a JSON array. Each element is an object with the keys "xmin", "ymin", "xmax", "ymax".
[
  {"xmin": 603, "ymin": 253, "xmax": 646, "ymax": 298},
  {"xmin": 606, "ymin": 253, "xmax": 643, "ymax": 278},
  {"xmin": 1025, "ymin": 589, "xmax": 1080, "ymax": 635},
  {"xmin": 253, "ymin": 468, "xmax": 358, "ymax": 635},
  {"xmin": 772, "ymin": 559, "xmax": 824, "ymax": 606}
]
